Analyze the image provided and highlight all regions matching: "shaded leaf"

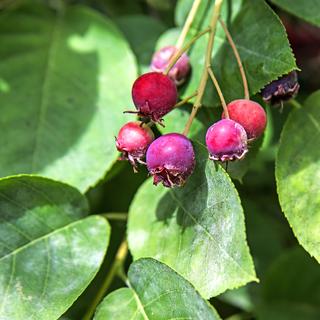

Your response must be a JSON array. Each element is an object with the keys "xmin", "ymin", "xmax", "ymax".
[
  {"xmin": 276, "ymin": 90, "xmax": 320, "ymax": 262},
  {"xmin": 174, "ymin": 0, "xmax": 297, "ymax": 106},
  {"xmin": 270, "ymin": 0, "xmax": 320, "ymax": 27},
  {"xmin": 257, "ymin": 247, "xmax": 320, "ymax": 320},
  {"xmin": 115, "ymin": 15, "xmax": 166, "ymax": 74},
  {"xmin": 0, "ymin": 4, "xmax": 137, "ymax": 192},
  {"xmin": 128, "ymin": 142, "xmax": 257, "ymax": 298},
  {"xmin": 0, "ymin": 175, "xmax": 110, "ymax": 320},
  {"xmin": 94, "ymin": 258, "xmax": 221, "ymax": 319}
]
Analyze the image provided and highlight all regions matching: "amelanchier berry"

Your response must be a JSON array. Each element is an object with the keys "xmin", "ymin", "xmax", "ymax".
[
  {"xmin": 116, "ymin": 121, "xmax": 154, "ymax": 171},
  {"xmin": 150, "ymin": 46, "xmax": 190, "ymax": 85},
  {"xmin": 261, "ymin": 71, "xmax": 300, "ymax": 106},
  {"xmin": 206, "ymin": 119, "xmax": 248, "ymax": 162},
  {"xmin": 131, "ymin": 72, "xmax": 177, "ymax": 124},
  {"xmin": 146, "ymin": 133, "xmax": 195, "ymax": 188},
  {"xmin": 222, "ymin": 99, "xmax": 267, "ymax": 140}
]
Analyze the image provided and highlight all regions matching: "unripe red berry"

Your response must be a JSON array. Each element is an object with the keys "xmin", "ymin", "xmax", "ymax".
[
  {"xmin": 116, "ymin": 121, "xmax": 154, "ymax": 171},
  {"xmin": 206, "ymin": 119, "xmax": 248, "ymax": 162},
  {"xmin": 146, "ymin": 133, "xmax": 195, "ymax": 188},
  {"xmin": 222, "ymin": 99, "xmax": 267, "ymax": 139},
  {"xmin": 261, "ymin": 71, "xmax": 300, "ymax": 106},
  {"xmin": 150, "ymin": 46, "xmax": 190, "ymax": 85},
  {"xmin": 131, "ymin": 72, "xmax": 178, "ymax": 124}
]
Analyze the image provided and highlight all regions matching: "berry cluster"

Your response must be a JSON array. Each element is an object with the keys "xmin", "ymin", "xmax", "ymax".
[{"xmin": 115, "ymin": 44, "xmax": 269, "ymax": 188}]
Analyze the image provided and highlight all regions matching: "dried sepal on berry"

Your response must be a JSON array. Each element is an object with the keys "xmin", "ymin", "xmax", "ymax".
[{"xmin": 146, "ymin": 133, "xmax": 195, "ymax": 188}]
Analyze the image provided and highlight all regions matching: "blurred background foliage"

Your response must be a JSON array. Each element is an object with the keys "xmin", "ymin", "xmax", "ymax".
[{"xmin": 0, "ymin": 0, "xmax": 319, "ymax": 319}]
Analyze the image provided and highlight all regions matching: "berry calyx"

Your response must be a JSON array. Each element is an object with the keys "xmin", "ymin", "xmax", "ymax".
[
  {"xmin": 222, "ymin": 99, "xmax": 267, "ymax": 140},
  {"xmin": 206, "ymin": 119, "xmax": 248, "ymax": 162},
  {"xmin": 116, "ymin": 121, "xmax": 154, "ymax": 171},
  {"xmin": 261, "ymin": 71, "xmax": 300, "ymax": 106},
  {"xmin": 150, "ymin": 46, "xmax": 190, "ymax": 85},
  {"xmin": 146, "ymin": 133, "xmax": 195, "ymax": 188},
  {"xmin": 131, "ymin": 72, "xmax": 178, "ymax": 124}
]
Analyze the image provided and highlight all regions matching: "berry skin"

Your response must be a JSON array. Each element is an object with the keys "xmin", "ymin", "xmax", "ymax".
[
  {"xmin": 131, "ymin": 72, "xmax": 178, "ymax": 124},
  {"xmin": 150, "ymin": 46, "xmax": 190, "ymax": 85},
  {"xmin": 116, "ymin": 121, "xmax": 154, "ymax": 171},
  {"xmin": 206, "ymin": 119, "xmax": 248, "ymax": 162},
  {"xmin": 261, "ymin": 71, "xmax": 300, "ymax": 106},
  {"xmin": 222, "ymin": 99, "xmax": 267, "ymax": 140},
  {"xmin": 146, "ymin": 133, "xmax": 195, "ymax": 188}
]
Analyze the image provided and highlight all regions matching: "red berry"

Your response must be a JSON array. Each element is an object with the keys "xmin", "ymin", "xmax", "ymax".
[
  {"xmin": 131, "ymin": 72, "xmax": 177, "ymax": 124},
  {"xmin": 206, "ymin": 119, "xmax": 248, "ymax": 162},
  {"xmin": 116, "ymin": 121, "xmax": 154, "ymax": 171},
  {"xmin": 222, "ymin": 99, "xmax": 267, "ymax": 139},
  {"xmin": 150, "ymin": 46, "xmax": 190, "ymax": 85},
  {"xmin": 146, "ymin": 133, "xmax": 195, "ymax": 188}
]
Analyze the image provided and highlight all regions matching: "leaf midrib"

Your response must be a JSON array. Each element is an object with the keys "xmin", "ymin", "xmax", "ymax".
[
  {"xmin": 0, "ymin": 217, "xmax": 87, "ymax": 262},
  {"xmin": 31, "ymin": 13, "xmax": 62, "ymax": 171}
]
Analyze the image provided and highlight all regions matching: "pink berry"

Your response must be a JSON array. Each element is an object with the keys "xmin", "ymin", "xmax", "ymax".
[
  {"xmin": 131, "ymin": 72, "xmax": 177, "ymax": 124},
  {"xmin": 206, "ymin": 119, "xmax": 248, "ymax": 162},
  {"xmin": 222, "ymin": 99, "xmax": 267, "ymax": 139},
  {"xmin": 150, "ymin": 46, "xmax": 190, "ymax": 85},
  {"xmin": 116, "ymin": 121, "xmax": 154, "ymax": 171},
  {"xmin": 146, "ymin": 133, "xmax": 195, "ymax": 188}
]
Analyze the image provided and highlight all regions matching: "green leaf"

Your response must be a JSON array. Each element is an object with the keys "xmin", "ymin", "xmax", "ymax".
[
  {"xmin": 257, "ymin": 247, "xmax": 320, "ymax": 320},
  {"xmin": 174, "ymin": 0, "xmax": 297, "ymax": 106},
  {"xmin": 128, "ymin": 142, "xmax": 257, "ymax": 299},
  {"xmin": 94, "ymin": 258, "xmax": 221, "ymax": 320},
  {"xmin": 270, "ymin": 0, "xmax": 320, "ymax": 27},
  {"xmin": 0, "ymin": 4, "xmax": 137, "ymax": 192},
  {"xmin": 276, "ymin": 90, "xmax": 320, "ymax": 263},
  {"xmin": 115, "ymin": 15, "xmax": 166, "ymax": 74},
  {"xmin": 0, "ymin": 175, "xmax": 110, "ymax": 320}
]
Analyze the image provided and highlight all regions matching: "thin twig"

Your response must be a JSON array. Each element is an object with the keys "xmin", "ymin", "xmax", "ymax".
[
  {"xmin": 219, "ymin": 18, "xmax": 249, "ymax": 100},
  {"xmin": 82, "ymin": 240, "xmax": 128, "ymax": 320},
  {"xmin": 176, "ymin": 0, "xmax": 202, "ymax": 49},
  {"xmin": 164, "ymin": 27, "xmax": 210, "ymax": 75},
  {"xmin": 102, "ymin": 212, "xmax": 128, "ymax": 221},
  {"xmin": 174, "ymin": 91, "xmax": 198, "ymax": 109},
  {"xmin": 207, "ymin": 68, "xmax": 229, "ymax": 118},
  {"xmin": 183, "ymin": 0, "xmax": 224, "ymax": 136}
]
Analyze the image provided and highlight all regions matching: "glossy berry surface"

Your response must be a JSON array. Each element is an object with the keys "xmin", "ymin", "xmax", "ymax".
[
  {"xmin": 131, "ymin": 72, "xmax": 177, "ymax": 124},
  {"xmin": 222, "ymin": 99, "xmax": 267, "ymax": 139},
  {"xmin": 146, "ymin": 133, "xmax": 195, "ymax": 188},
  {"xmin": 116, "ymin": 121, "xmax": 154, "ymax": 171},
  {"xmin": 206, "ymin": 119, "xmax": 248, "ymax": 162},
  {"xmin": 150, "ymin": 46, "xmax": 190, "ymax": 85},
  {"xmin": 261, "ymin": 71, "xmax": 300, "ymax": 106}
]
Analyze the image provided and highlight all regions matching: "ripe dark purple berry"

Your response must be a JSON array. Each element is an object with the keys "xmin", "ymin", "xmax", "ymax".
[
  {"xmin": 131, "ymin": 72, "xmax": 178, "ymax": 124},
  {"xmin": 222, "ymin": 99, "xmax": 267, "ymax": 140},
  {"xmin": 206, "ymin": 119, "xmax": 248, "ymax": 162},
  {"xmin": 146, "ymin": 133, "xmax": 195, "ymax": 188},
  {"xmin": 116, "ymin": 121, "xmax": 154, "ymax": 171},
  {"xmin": 261, "ymin": 71, "xmax": 300, "ymax": 106},
  {"xmin": 150, "ymin": 46, "xmax": 190, "ymax": 85}
]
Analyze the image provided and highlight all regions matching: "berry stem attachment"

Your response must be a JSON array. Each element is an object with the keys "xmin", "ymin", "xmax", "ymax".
[
  {"xmin": 83, "ymin": 239, "xmax": 128, "ymax": 320},
  {"xmin": 183, "ymin": 0, "xmax": 224, "ymax": 136},
  {"xmin": 164, "ymin": 27, "xmax": 210, "ymax": 75},
  {"xmin": 174, "ymin": 91, "xmax": 198, "ymax": 109},
  {"xmin": 219, "ymin": 18, "xmax": 249, "ymax": 100},
  {"xmin": 208, "ymin": 67, "xmax": 229, "ymax": 118},
  {"xmin": 176, "ymin": 0, "xmax": 202, "ymax": 49}
]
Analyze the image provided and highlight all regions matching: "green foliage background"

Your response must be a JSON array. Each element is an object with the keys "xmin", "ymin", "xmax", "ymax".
[{"xmin": 0, "ymin": 0, "xmax": 319, "ymax": 319}]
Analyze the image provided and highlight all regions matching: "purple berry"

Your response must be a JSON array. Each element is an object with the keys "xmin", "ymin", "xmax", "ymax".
[
  {"xmin": 116, "ymin": 121, "xmax": 154, "ymax": 171},
  {"xmin": 206, "ymin": 119, "xmax": 248, "ymax": 162},
  {"xmin": 146, "ymin": 133, "xmax": 195, "ymax": 188},
  {"xmin": 150, "ymin": 46, "xmax": 190, "ymax": 85},
  {"xmin": 131, "ymin": 72, "xmax": 177, "ymax": 124},
  {"xmin": 261, "ymin": 71, "xmax": 300, "ymax": 106}
]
